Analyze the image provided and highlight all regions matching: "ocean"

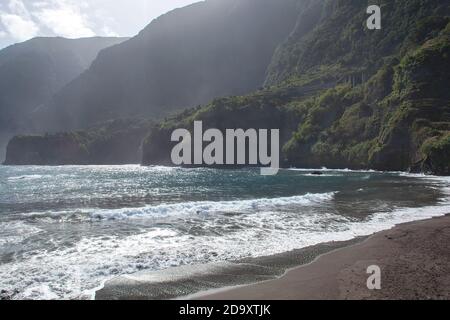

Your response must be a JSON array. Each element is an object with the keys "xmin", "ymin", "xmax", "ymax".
[{"xmin": 0, "ymin": 165, "xmax": 449, "ymax": 300}]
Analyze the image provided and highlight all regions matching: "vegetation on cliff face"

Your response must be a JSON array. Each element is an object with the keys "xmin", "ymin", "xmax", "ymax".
[
  {"xmin": 4, "ymin": 119, "xmax": 152, "ymax": 165},
  {"xmin": 143, "ymin": 0, "xmax": 450, "ymax": 175},
  {"xmin": 266, "ymin": 0, "xmax": 450, "ymax": 87},
  {"xmin": 6, "ymin": 0, "xmax": 449, "ymax": 174},
  {"xmin": 267, "ymin": 16, "xmax": 450, "ymax": 174},
  {"xmin": 142, "ymin": 88, "xmax": 306, "ymax": 166}
]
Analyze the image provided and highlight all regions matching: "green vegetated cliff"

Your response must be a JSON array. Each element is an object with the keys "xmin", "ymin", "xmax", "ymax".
[
  {"xmin": 5, "ymin": 0, "xmax": 450, "ymax": 174},
  {"xmin": 4, "ymin": 119, "xmax": 153, "ymax": 165},
  {"xmin": 143, "ymin": 0, "xmax": 450, "ymax": 175}
]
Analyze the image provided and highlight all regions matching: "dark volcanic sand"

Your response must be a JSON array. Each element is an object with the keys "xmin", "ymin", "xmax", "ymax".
[
  {"xmin": 95, "ymin": 238, "xmax": 364, "ymax": 300},
  {"xmin": 195, "ymin": 215, "xmax": 450, "ymax": 300},
  {"xmin": 97, "ymin": 215, "xmax": 450, "ymax": 300}
]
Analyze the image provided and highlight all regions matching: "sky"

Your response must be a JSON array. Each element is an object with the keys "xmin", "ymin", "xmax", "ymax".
[{"xmin": 0, "ymin": 0, "xmax": 201, "ymax": 49}]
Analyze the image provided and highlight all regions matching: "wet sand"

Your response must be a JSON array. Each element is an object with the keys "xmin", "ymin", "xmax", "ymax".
[
  {"xmin": 96, "ymin": 238, "xmax": 364, "ymax": 300},
  {"xmin": 96, "ymin": 215, "xmax": 450, "ymax": 300},
  {"xmin": 194, "ymin": 215, "xmax": 450, "ymax": 300}
]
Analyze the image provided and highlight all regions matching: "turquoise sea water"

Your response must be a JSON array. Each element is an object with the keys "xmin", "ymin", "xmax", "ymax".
[{"xmin": 0, "ymin": 165, "xmax": 449, "ymax": 299}]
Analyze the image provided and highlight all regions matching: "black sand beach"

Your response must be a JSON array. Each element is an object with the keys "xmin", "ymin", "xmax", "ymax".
[
  {"xmin": 196, "ymin": 215, "xmax": 450, "ymax": 300},
  {"xmin": 95, "ymin": 237, "xmax": 364, "ymax": 300},
  {"xmin": 97, "ymin": 215, "xmax": 450, "ymax": 300}
]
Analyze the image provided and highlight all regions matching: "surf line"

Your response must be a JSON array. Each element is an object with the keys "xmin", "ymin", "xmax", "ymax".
[{"xmin": 170, "ymin": 121, "xmax": 280, "ymax": 175}]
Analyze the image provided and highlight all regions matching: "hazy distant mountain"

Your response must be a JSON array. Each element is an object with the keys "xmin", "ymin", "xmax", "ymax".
[
  {"xmin": 36, "ymin": 0, "xmax": 302, "ymax": 131},
  {"xmin": 0, "ymin": 36, "xmax": 128, "ymax": 160}
]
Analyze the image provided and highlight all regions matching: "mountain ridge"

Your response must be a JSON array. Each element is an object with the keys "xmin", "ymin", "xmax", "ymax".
[
  {"xmin": 0, "ymin": 36, "xmax": 129, "ymax": 160},
  {"xmin": 33, "ymin": 0, "xmax": 302, "ymax": 131},
  {"xmin": 141, "ymin": 0, "xmax": 450, "ymax": 175},
  {"xmin": 4, "ymin": 0, "xmax": 450, "ymax": 175}
]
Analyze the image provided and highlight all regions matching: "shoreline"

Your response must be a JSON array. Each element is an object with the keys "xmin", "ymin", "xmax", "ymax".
[
  {"xmin": 95, "ymin": 237, "xmax": 366, "ymax": 300},
  {"xmin": 95, "ymin": 214, "xmax": 450, "ymax": 300},
  {"xmin": 88, "ymin": 171, "xmax": 449, "ymax": 300},
  {"xmin": 2, "ymin": 166, "xmax": 448, "ymax": 300},
  {"xmin": 69, "ymin": 169, "xmax": 449, "ymax": 300},
  {"xmin": 193, "ymin": 215, "xmax": 450, "ymax": 300},
  {"xmin": 96, "ymin": 214, "xmax": 450, "ymax": 300}
]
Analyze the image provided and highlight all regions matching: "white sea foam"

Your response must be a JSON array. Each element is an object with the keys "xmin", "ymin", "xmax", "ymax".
[
  {"xmin": 286, "ymin": 167, "xmax": 378, "ymax": 173},
  {"xmin": 1, "ymin": 170, "xmax": 449, "ymax": 300},
  {"xmin": 18, "ymin": 192, "xmax": 337, "ymax": 222},
  {"xmin": 7, "ymin": 175, "xmax": 52, "ymax": 181},
  {"xmin": 4, "ymin": 197, "xmax": 450, "ymax": 300},
  {"xmin": 0, "ymin": 221, "xmax": 42, "ymax": 247},
  {"xmin": 88, "ymin": 192, "xmax": 337, "ymax": 220}
]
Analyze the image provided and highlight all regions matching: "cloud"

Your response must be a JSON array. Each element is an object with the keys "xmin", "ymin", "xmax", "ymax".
[
  {"xmin": 0, "ymin": 0, "xmax": 39, "ymax": 41},
  {"xmin": 100, "ymin": 25, "xmax": 119, "ymax": 37},
  {"xmin": 0, "ymin": 0, "xmax": 98, "ymax": 42},
  {"xmin": 0, "ymin": 13, "xmax": 39, "ymax": 41},
  {"xmin": 0, "ymin": 0, "xmax": 200, "ymax": 48},
  {"xmin": 32, "ymin": 0, "xmax": 95, "ymax": 38},
  {"xmin": 8, "ymin": 0, "xmax": 30, "ymax": 16}
]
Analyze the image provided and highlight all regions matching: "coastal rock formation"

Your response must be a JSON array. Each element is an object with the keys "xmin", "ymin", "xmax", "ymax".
[
  {"xmin": 143, "ymin": 0, "xmax": 450, "ymax": 175},
  {"xmin": 5, "ymin": 0, "xmax": 450, "ymax": 175},
  {"xmin": 4, "ymin": 119, "xmax": 152, "ymax": 165}
]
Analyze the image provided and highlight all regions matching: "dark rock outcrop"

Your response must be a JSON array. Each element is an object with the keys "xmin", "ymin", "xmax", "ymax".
[
  {"xmin": 4, "ymin": 119, "xmax": 152, "ymax": 165},
  {"xmin": 6, "ymin": 0, "xmax": 450, "ymax": 175},
  {"xmin": 142, "ymin": 0, "xmax": 450, "ymax": 176}
]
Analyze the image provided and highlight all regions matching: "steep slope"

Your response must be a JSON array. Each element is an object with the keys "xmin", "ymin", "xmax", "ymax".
[
  {"xmin": 36, "ymin": 0, "xmax": 302, "ymax": 131},
  {"xmin": 142, "ymin": 0, "xmax": 450, "ymax": 175},
  {"xmin": 0, "ymin": 36, "xmax": 128, "ymax": 160},
  {"xmin": 8, "ymin": 0, "xmax": 450, "ymax": 173},
  {"xmin": 279, "ymin": 0, "xmax": 450, "ymax": 174},
  {"xmin": 4, "ymin": 119, "xmax": 153, "ymax": 165},
  {"xmin": 265, "ymin": 0, "xmax": 450, "ymax": 87}
]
